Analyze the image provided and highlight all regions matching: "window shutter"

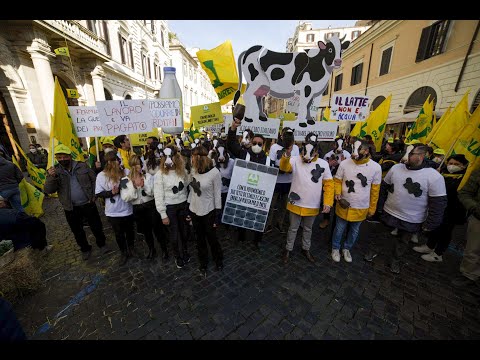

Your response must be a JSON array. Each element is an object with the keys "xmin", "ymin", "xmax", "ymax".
[
  {"xmin": 416, "ymin": 26, "xmax": 432, "ymax": 62},
  {"xmin": 129, "ymin": 41, "xmax": 134, "ymax": 69},
  {"xmin": 102, "ymin": 21, "xmax": 111, "ymax": 56},
  {"xmin": 118, "ymin": 33, "xmax": 125, "ymax": 64},
  {"xmin": 380, "ymin": 47, "xmax": 392, "ymax": 76}
]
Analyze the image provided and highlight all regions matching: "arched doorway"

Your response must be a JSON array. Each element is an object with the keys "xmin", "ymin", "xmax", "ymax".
[
  {"xmin": 0, "ymin": 92, "xmax": 19, "ymax": 159},
  {"xmin": 404, "ymin": 86, "xmax": 437, "ymax": 114},
  {"xmin": 125, "ymin": 94, "xmax": 132, "ymax": 100},
  {"xmin": 470, "ymin": 89, "xmax": 480, "ymax": 114},
  {"xmin": 370, "ymin": 95, "xmax": 386, "ymax": 111},
  {"xmin": 104, "ymin": 88, "xmax": 113, "ymax": 100}
]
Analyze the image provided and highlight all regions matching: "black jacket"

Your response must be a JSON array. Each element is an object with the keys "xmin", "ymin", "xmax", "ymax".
[{"xmin": 226, "ymin": 128, "xmax": 269, "ymax": 165}]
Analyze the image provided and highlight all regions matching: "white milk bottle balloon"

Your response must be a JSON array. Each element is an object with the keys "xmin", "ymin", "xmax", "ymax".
[{"xmin": 159, "ymin": 67, "xmax": 184, "ymax": 134}]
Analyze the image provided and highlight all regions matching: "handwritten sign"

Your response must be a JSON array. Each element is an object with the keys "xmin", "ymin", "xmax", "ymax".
[
  {"xmin": 96, "ymin": 100, "xmax": 152, "ymax": 136},
  {"xmin": 191, "ymin": 102, "xmax": 223, "ymax": 129},
  {"xmin": 330, "ymin": 94, "xmax": 369, "ymax": 121},
  {"xmin": 235, "ymin": 118, "xmax": 280, "ymax": 139},
  {"xmin": 282, "ymin": 120, "xmax": 338, "ymax": 141},
  {"xmin": 285, "ymin": 94, "xmax": 320, "ymax": 118},
  {"xmin": 68, "ymin": 106, "xmax": 102, "ymax": 137},
  {"xmin": 150, "ymin": 99, "xmax": 182, "ymax": 133},
  {"xmin": 222, "ymin": 159, "xmax": 278, "ymax": 232}
]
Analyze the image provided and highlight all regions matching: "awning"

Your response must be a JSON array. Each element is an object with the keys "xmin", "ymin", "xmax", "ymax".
[{"xmin": 386, "ymin": 111, "xmax": 443, "ymax": 125}]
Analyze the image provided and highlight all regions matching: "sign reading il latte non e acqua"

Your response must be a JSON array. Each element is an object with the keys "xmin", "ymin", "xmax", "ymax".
[
  {"xmin": 222, "ymin": 159, "xmax": 278, "ymax": 232},
  {"xmin": 330, "ymin": 94, "xmax": 370, "ymax": 121}
]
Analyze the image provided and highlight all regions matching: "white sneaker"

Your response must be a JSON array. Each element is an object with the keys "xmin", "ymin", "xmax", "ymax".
[
  {"xmin": 342, "ymin": 249, "xmax": 352, "ymax": 263},
  {"xmin": 391, "ymin": 228, "xmax": 398, "ymax": 236},
  {"xmin": 410, "ymin": 233, "xmax": 419, "ymax": 243},
  {"xmin": 421, "ymin": 252, "xmax": 443, "ymax": 262},
  {"xmin": 331, "ymin": 249, "xmax": 341, "ymax": 263},
  {"xmin": 412, "ymin": 244, "xmax": 434, "ymax": 254}
]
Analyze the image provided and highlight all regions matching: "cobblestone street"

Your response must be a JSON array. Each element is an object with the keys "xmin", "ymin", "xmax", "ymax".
[{"xmin": 11, "ymin": 197, "xmax": 480, "ymax": 340}]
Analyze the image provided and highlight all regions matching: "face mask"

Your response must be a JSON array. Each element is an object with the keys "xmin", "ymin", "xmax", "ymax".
[
  {"xmin": 104, "ymin": 147, "xmax": 114, "ymax": 154},
  {"xmin": 251, "ymin": 145, "xmax": 262, "ymax": 154},
  {"xmin": 58, "ymin": 159, "xmax": 71, "ymax": 168},
  {"xmin": 433, "ymin": 157, "xmax": 443, "ymax": 164},
  {"xmin": 447, "ymin": 165, "xmax": 463, "ymax": 173},
  {"xmin": 30, "ymin": 148, "xmax": 37, "ymax": 153}
]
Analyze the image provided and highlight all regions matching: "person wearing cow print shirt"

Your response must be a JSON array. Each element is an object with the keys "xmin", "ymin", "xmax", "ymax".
[
  {"xmin": 369, "ymin": 144, "xmax": 447, "ymax": 274},
  {"xmin": 331, "ymin": 140, "xmax": 382, "ymax": 264},
  {"xmin": 280, "ymin": 133, "xmax": 334, "ymax": 264},
  {"xmin": 153, "ymin": 145, "xmax": 192, "ymax": 269},
  {"xmin": 188, "ymin": 145, "xmax": 223, "ymax": 277}
]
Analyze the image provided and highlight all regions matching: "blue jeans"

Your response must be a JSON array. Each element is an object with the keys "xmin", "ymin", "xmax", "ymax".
[
  {"xmin": 331, "ymin": 216, "xmax": 362, "ymax": 250},
  {"xmin": 0, "ymin": 187, "xmax": 24, "ymax": 212}
]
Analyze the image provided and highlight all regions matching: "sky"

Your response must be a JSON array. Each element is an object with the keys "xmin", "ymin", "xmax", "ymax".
[{"xmin": 167, "ymin": 20, "xmax": 358, "ymax": 61}]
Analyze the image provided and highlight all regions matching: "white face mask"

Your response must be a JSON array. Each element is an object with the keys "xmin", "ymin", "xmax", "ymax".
[
  {"xmin": 447, "ymin": 164, "xmax": 463, "ymax": 173},
  {"xmin": 29, "ymin": 148, "xmax": 37, "ymax": 153},
  {"xmin": 251, "ymin": 144, "xmax": 262, "ymax": 154}
]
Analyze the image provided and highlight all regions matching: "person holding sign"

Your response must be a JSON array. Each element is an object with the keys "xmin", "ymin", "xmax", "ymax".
[
  {"xmin": 188, "ymin": 145, "xmax": 223, "ymax": 277},
  {"xmin": 227, "ymin": 104, "xmax": 273, "ymax": 248},
  {"xmin": 113, "ymin": 135, "xmax": 132, "ymax": 170},
  {"xmin": 280, "ymin": 133, "xmax": 334, "ymax": 264}
]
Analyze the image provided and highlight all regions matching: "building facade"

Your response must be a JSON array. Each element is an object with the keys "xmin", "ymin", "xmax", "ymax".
[{"xmin": 0, "ymin": 20, "xmax": 217, "ymax": 156}]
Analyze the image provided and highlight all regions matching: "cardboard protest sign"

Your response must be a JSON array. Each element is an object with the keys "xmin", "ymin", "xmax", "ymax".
[
  {"xmin": 68, "ymin": 106, "xmax": 102, "ymax": 137},
  {"xmin": 330, "ymin": 94, "xmax": 369, "ymax": 121},
  {"xmin": 191, "ymin": 102, "xmax": 223, "ymax": 129},
  {"xmin": 150, "ymin": 99, "xmax": 182, "ymax": 133},
  {"xmin": 282, "ymin": 120, "xmax": 338, "ymax": 141},
  {"xmin": 235, "ymin": 118, "xmax": 280, "ymax": 139},
  {"xmin": 222, "ymin": 159, "xmax": 278, "ymax": 232},
  {"xmin": 96, "ymin": 100, "xmax": 152, "ymax": 136}
]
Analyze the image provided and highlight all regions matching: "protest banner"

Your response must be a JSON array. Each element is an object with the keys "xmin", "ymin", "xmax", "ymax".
[
  {"xmin": 150, "ymin": 99, "xmax": 182, "ymax": 133},
  {"xmin": 222, "ymin": 159, "xmax": 278, "ymax": 232},
  {"xmin": 235, "ymin": 118, "xmax": 280, "ymax": 139},
  {"xmin": 68, "ymin": 106, "xmax": 102, "ymax": 137},
  {"xmin": 330, "ymin": 94, "xmax": 369, "ymax": 121},
  {"xmin": 282, "ymin": 120, "xmax": 338, "ymax": 141},
  {"xmin": 96, "ymin": 100, "xmax": 152, "ymax": 136},
  {"xmin": 191, "ymin": 102, "xmax": 223, "ymax": 129}
]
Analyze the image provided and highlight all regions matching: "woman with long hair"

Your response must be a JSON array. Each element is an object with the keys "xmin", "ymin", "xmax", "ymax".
[
  {"xmin": 95, "ymin": 151, "xmax": 134, "ymax": 266},
  {"xmin": 154, "ymin": 145, "xmax": 191, "ymax": 269},
  {"xmin": 120, "ymin": 155, "xmax": 163, "ymax": 260},
  {"xmin": 189, "ymin": 145, "xmax": 223, "ymax": 277}
]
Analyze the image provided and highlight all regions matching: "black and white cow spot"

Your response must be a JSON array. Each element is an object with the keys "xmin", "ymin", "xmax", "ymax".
[
  {"xmin": 172, "ymin": 181, "xmax": 185, "ymax": 194},
  {"xmin": 221, "ymin": 177, "xmax": 231, "ymax": 187},
  {"xmin": 190, "ymin": 178, "xmax": 201, "ymax": 196},
  {"xmin": 357, "ymin": 173, "xmax": 368, "ymax": 187},
  {"xmin": 346, "ymin": 180, "xmax": 355, "ymax": 193},
  {"xmin": 387, "ymin": 183, "xmax": 394, "ymax": 193},
  {"xmin": 288, "ymin": 192, "xmax": 301, "ymax": 205},
  {"xmin": 403, "ymin": 178, "xmax": 422, "ymax": 197},
  {"xmin": 276, "ymin": 148, "xmax": 285, "ymax": 160},
  {"xmin": 119, "ymin": 178, "xmax": 129, "ymax": 190},
  {"xmin": 310, "ymin": 164, "xmax": 325, "ymax": 183}
]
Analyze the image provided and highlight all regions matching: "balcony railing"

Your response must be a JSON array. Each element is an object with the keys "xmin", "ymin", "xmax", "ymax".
[{"xmin": 39, "ymin": 20, "xmax": 109, "ymax": 55}]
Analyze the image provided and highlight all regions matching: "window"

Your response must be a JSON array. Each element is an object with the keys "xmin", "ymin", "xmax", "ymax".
[
  {"xmin": 405, "ymin": 86, "xmax": 437, "ymax": 113},
  {"xmin": 351, "ymin": 31, "xmax": 361, "ymax": 40},
  {"xmin": 87, "ymin": 20, "xmax": 97, "ymax": 35},
  {"xmin": 142, "ymin": 53, "xmax": 151, "ymax": 79},
  {"xmin": 370, "ymin": 96, "xmax": 386, "ymax": 111},
  {"xmin": 161, "ymin": 27, "xmax": 165, "ymax": 47},
  {"xmin": 351, "ymin": 62, "xmax": 363, "ymax": 86},
  {"xmin": 306, "ymin": 34, "xmax": 315, "ymax": 43},
  {"xmin": 325, "ymin": 32, "xmax": 340, "ymax": 40},
  {"xmin": 380, "ymin": 46, "xmax": 393, "ymax": 76},
  {"xmin": 101, "ymin": 21, "xmax": 110, "ymax": 55},
  {"xmin": 154, "ymin": 62, "xmax": 161, "ymax": 81},
  {"xmin": 416, "ymin": 20, "xmax": 451, "ymax": 62},
  {"xmin": 183, "ymin": 60, "xmax": 187, "ymax": 75},
  {"xmin": 119, "ymin": 34, "xmax": 134, "ymax": 68},
  {"xmin": 334, "ymin": 73, "xmax": 343, "ymax": 91}
]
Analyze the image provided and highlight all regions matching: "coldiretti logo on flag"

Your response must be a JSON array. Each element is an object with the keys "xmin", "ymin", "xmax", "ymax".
[
  {"xmin": 66, "ymin": 89, "xmax": 79, "ymax": 98},
  {"xmin": 54, "ymin": 47, "xmax": 70, "ymax": 57},
  {"xmin": 196, "ymin": 40, "xmax": 246, "ymax": 105}
]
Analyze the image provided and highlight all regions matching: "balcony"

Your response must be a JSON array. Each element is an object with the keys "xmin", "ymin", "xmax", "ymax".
[{"xmin": 36, "ymin": 20, "xmax": 110, "ymax": 58}]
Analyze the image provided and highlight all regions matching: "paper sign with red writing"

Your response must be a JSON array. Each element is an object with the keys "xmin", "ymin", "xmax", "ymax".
[
  {"xmin": 149, "ymin": 99, "xmax": 182, "ymax": 133},
  {"xmin": 330, "ymin": 94, "xmax": 370, "ymax": 121},
  {"xmin": 68, "ymin": 106, "xmax": 102, "ymax": 137},
  {"xmin": 96, "ymin": 100, "xmax": 153, "ymax": 136}
]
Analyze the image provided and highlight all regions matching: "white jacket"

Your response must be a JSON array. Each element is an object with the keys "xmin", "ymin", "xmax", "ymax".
[
  {"xmin": 120, "ymin": 174, "xmax": 155, "ymax": 206},
  {"xmin": 154, "ymin": 169, "xmax": 190, "ymax": 219}
]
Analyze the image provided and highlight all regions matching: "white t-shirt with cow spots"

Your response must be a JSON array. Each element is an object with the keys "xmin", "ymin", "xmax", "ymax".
[
  {"xmin": 335, "ymin": 158, "xmax": 382, "ymax": 210},
  {"xmin": 383, "ymin": 163, "xmax": 446, "ymax": 223},
  {"xmin": 287, "ymin": 156, "xmax": 332, "ymax": 210}
]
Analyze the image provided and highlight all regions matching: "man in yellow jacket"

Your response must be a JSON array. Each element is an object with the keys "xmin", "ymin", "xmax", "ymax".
[
  {"xmin": 331, "ymin": 139, "xmax": 382, "ymax": 263},
  {"xmin": 279, "ymin": 133, "xmax": 334, "ymax": 264}
]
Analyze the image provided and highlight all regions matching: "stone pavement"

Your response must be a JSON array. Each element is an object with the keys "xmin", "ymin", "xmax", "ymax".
[{"xmin": 11, "ymin": 197, "xmax": 480, "ymax": 340}]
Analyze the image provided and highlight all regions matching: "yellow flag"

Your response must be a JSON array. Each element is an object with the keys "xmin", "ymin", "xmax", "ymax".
[
  {"xmin": 54, "ymin": 47, "xmax": 70, "ymax": 57},
  {"xmin": 358, "ymin": 95, "xmax": 392, "ymax": 151},
  {"xmin": 350, "ymin": 121, "xmax": 365, "ymax": 137},
  {"xmin": 11, "ymin": 156, "xmax": 44, "ymax": 217},
  {"xmin": 427, "ymin": 105, "xmax": 451, "ymax": 144},
  {"xmin": 196, "ymin": 40, "xmax": 246, "ymax": 105},
  {"xmin": 449, "ymin": 105, "xmax": 480, "ymax": 190},
  {"xmin": 13, "ymin": 139, "xmax": 47, "ymax": 190},
  {"xmin": 66, "ymin": 89, "xmax": 79, "ymax": 98},
  {"xmin": 47, "ymin": 77, "xmax": 85, "ymax": 168},
  {"xmin": 405, "ymin": 95, "xmax": 434, "ymax": 143},
  {"xmin": 428, "ymin": 91, "xmax": 470, "ymax": 151}
]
